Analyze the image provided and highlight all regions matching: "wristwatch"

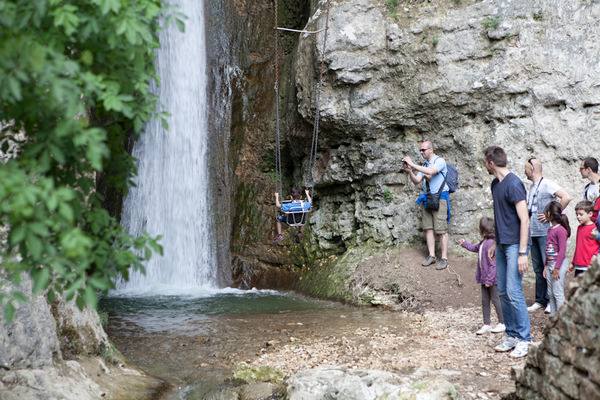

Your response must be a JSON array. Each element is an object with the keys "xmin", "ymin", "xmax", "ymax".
[{"xmin": 518, "ymin": 251, "xmax": 527, "ymax": 256}]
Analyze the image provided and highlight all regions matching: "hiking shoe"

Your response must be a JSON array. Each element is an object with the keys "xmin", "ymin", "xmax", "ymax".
[
  {"xmin": 510, "ymin": 340, "xmax": 530, "ymax": 358},
  {"xmin": 272, "ymin": 234, "xmax": 284, "ymax": 244},
  {"xmin": 421, "ymin": 255, "xmax": 436, "ymax": 267},
  {"xmin": 491, "ymin": 323, "xmax": 506, "ymax": 333},
  {"xmin": 435, "ymin": 258, "xmax": 448, "ymax": 270},
  {"xmin": 527, "ymin": 302, "xmax": 543, "ymax": 313},
  {"xmin": 494, "ymin": 336, "xmax": 519, "ymax": 352},
  {"xmin": 476, "ymin": 325, "xmax": 493, "ymax": 335}
]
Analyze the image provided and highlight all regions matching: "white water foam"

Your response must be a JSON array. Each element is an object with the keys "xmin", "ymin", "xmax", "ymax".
[{"xmin": 118, "ymin": 0, "xmax": 216, "ymax": 292}]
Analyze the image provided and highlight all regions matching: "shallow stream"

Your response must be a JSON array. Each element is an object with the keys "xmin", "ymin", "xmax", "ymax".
[{"xmin": 101, "ymin": 289, "xmax": 409, "ymax": 399}]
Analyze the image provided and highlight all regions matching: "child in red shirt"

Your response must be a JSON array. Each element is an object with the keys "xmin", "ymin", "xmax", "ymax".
[{"xmin": 570, "ymin": 201, "xmax": 600, "ymax": 277}]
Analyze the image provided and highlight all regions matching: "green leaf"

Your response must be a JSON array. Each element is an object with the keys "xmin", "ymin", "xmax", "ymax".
[
  {"xmin": 12, "ymin": 291, "xmax": 28, "ymax": 304},
  {"xmin": 84, "ymin": 286, "xmax": 98, "ymax": 308},
  {"xmin": 26, "ymin": 233, "xmax": 43, "ymax": 259},
  {"xmin": 31, "ymin": 267, "xmax": 51, "ymax": 294},
  {"xmin": 58, "ymin": 203, "xmax": 74, "ymax": 222},
  {"xmin": 9, "ymin": 225, "xmax": 27, "ymax": 246},
  {"xmin": 4, "ymin": 303, "xmax": 16, "ymax": 322},
  {"xmin": 29, "ymin": 222, "xmax": 49, "ymax": 237}
]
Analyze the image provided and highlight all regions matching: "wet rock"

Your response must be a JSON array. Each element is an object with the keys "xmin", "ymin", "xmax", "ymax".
[
  {"xmin": 286, "ymin": 366, "xmax": 457, "ymax": 400},
  {"xmin": 239, "ymin": 382, "xmax": 279, "ymax": 400}
]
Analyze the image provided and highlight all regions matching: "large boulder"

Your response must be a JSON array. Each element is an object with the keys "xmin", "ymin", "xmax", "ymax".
[
  {"xmin": 296, "ymin": 0, "xmax": 600, "ymax": 249},
  {"xmin": 514, "ymin": 262, "xmax": 600, "ymax": 399},
  {"xmin": 286, "ymin": 366, "xmax": 457, "ymax": 400}
]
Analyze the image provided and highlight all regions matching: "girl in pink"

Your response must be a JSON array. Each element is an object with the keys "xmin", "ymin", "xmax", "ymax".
[
  {"xmin": 458, "ymin": 217, "xmax": 505, "ymax": 335},
  {"xmin": 542, "ymin": 201, "xmax": 571, "ymax": 317}
]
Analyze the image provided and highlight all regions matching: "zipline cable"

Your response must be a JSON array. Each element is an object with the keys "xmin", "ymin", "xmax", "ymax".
[
  {"xmin": 273, "ymin": 0, "xmax": 283, "ymax": 195},
  {"xmin": 306, "ymin": 0, "xmax": 331, "ymax": 188}
]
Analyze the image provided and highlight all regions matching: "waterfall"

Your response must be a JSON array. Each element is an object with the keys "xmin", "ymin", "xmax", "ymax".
[{"xmin": 118, "ymin": 0, "xmax": 217, "ymax": 292}]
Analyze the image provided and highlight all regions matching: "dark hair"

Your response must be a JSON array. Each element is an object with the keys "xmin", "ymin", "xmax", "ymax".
[
  {"xmin": 575, "ymin": 200, "xmax": 594, "ymax": 214},
  {"xmin": 543, "ymin": 201, "xmax": 571, "ymax": 238},
  {"xmin": 479, "ymin": 216, "xmax": 495, "ymax": 239},
  {"xmin": 290, "ymin": 188, "xmax": 302, "ymax": 200},
  {"xmin": 582, "ymin": 157, "xmax": 599, "ymax": 173},
  {"xmin": 483, "ymin": 146, "xmax": 508, "ymax": 167}
]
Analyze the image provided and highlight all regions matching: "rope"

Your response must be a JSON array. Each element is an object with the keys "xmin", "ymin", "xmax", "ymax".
[
  {"xmin": 306, "ymin": 0, "xmax": 331, "ymax": 188},
  {"xmin": 273, "ymin": 0, "xmax": 283, "ymax": 195}
]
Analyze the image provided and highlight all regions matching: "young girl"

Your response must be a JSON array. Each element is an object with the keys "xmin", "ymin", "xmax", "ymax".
[
  {"xmin": 543, "ymin": 201, "xmax": 571, "ymax": 316},
  {"xmin": 458, "ymin": 217, "xmax": 505, "ymax": 335}
]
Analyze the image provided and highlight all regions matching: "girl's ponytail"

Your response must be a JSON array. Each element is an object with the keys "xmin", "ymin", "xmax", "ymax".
[{"xmin": 544, "ymin": 201, "xmax": 570, "ymax": 237}]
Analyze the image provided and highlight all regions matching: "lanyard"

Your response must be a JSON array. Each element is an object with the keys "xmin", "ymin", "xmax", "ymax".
[{"xmin": 527, "ymin": 177, "xmax": 544, "ymax": 213}]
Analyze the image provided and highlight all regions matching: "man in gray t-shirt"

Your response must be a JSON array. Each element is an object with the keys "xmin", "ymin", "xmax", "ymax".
[
  {"xmin": 524, "ymin": 158, "xmax": 572, "ymax": 313},
  {"xmin": 402, "ymin": 141, "xmax": 450, "ymax": 270}
]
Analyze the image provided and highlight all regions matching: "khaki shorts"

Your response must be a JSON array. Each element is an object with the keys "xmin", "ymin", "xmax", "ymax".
[{"xmin": 421, "ymin": 199, "xmax": 448, "ymax": 234}]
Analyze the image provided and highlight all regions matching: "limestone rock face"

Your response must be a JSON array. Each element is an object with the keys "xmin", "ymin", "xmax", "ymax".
[
  {"xmin": 286, "ymin": 367, "xmax": 456, "ymax": 400},
  {"xmin": 296, "ymin": 0, "xmax": 600, "ymax": 249},
  {"xmin": 0, "ymin": 278, "xmax": 60, "ymax": 369},
  {"xmin": 51, "ymin": 298, "xmax": 110, "ymax": 359},
  {"xmin": 514, "ymin": 263, "xmax": 600, "ymax": 399}
]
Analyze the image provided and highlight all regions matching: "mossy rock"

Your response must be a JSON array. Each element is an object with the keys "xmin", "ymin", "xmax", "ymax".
[{"xmin": 233, "ymin": 363, "xmax": 285, "ymax": 384}]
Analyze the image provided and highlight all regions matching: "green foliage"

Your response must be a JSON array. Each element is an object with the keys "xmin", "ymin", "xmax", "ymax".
[
  {"xmin": 385, "ymin": 0, "xmax": 399, "ymax": 15},
  {"xmin": 532, "ymin": 11, "xmax": 543, "ymax": 21},
  {"xmin": 232, "ymin": 182, "xmax": 266, "ymax": 252},
  {"xmin": 0, "ymin": 0, "xmax": 178, "ymax": 320},
  {"xmin": 383, "ymin": 188, "xmax": 393, "ymax": 203},
  {"xmin": 431, "ymin": 36, "xmax": 439, "ymax": 48},
  {"xmin": 481, "ymin": 16, "xmax": 501, "ymax": 31}
]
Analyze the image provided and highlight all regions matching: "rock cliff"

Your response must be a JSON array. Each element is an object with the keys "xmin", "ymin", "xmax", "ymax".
[
  {"xmin": 514, "ymin": 262, "xmax": 600, "ymax": 399},
  {"xmin": 295, "ymin": 0, "xmax": 600, "ymax": 250}
]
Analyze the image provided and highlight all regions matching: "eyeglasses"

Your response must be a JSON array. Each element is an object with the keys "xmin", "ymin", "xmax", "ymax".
[{"xmin": 419, "ymin": 148, "xmax": 430, "ymax": 152}]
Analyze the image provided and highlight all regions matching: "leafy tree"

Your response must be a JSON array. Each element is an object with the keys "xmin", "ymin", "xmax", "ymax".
[{"xmin": 0, "ymin": 0, "xmax": 181, "ymax": 320}]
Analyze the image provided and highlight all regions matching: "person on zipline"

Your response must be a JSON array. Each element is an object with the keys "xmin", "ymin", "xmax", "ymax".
[{"xmin": 273, "ymin": 188, "xmax": 312, "ymax": 244}]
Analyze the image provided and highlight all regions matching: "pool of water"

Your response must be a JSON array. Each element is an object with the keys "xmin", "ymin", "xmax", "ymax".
[{"xmin": 101, "ymin": 289, "xmax": 406, "ymax": 399}]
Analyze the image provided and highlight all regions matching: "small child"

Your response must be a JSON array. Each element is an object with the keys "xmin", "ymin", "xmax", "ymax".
[
  {"xmin": 570, "ymin": 200, "xmax": 600, "ymax": 277},
  {"xmin": 273, "ymin": 188, "xmax": 312, "ymax": 244},
  {"xmin": 542, "ymin": 201, "xmax": 570, "ymax": 317},
  {"xmin": 458, "ymin": 216, "xmax": 505, "ymax": 335}
]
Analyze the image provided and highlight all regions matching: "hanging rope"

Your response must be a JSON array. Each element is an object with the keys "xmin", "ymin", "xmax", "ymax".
[
  {"xmin": 273, "ymin": 0, "xmax": 283, "ymax": 196},
  {"xmin": 272, "ymin": 0, "xmax": 332, "ymax": 192},
  {"xmin": 306, "ymin": 0, "xmax": 331, "ymax": 188}
]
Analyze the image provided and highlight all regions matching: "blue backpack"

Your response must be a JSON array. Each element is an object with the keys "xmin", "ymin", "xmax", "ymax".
[{"xmin": 444, "ymin": 164, "xmax": 459, "ymax": 193}]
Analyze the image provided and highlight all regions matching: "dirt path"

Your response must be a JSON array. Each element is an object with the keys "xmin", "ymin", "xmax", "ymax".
[{"xmin": 251, "ymin": 247, "xmax": 550, "ymax": 399}]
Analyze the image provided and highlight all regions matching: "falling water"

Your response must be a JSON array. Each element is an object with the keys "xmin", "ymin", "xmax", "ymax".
[{"xmin": 118, "ymin": 0, "xmax": 217, "ymax": 292}]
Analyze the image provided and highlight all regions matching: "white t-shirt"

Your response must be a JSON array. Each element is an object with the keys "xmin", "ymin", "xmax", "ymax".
[
  {"xmin": 583, "ymin": 182, "xmax": 599, "ymax": 202},
  {"xmin": 527, "ymin": 177, "xmax": 561, "ymax": 237}
]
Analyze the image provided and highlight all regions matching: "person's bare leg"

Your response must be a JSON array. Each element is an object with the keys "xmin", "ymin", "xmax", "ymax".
[
  {"xmin": 276, "ymin": 221, "xmax": 282, "ymax": 235},
  {"xmin": 440, "ymin": 232, "xmax": 448, "ymax": 259},
  {"xmin": 425, "ymin": 229, "xmax": 435, "ymax": 257}
]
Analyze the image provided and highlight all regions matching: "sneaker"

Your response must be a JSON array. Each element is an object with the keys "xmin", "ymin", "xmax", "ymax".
[
  {"xmin": 494, "ymin": 336, "xmax": 519, "ymax": 352},
  {"xmin": 272, "ymin": 234, "xmax": 284, "ymax": 244},
  {"xmin": 435, "ymin": 258, "xmax": 448, "ymax": 270},
  {"xmin": 527, "ymin": 302, "xmax": 543, "ymax": 312},
  {"xmin": 510, "ymin": 340, "xmax": 530, "ymax": 358},
  {"xmin": 421, "ymin": 255, "xmax": 436, "ymax": 267},
  {"xmin": 476, "ymin": 325, "xmax": 493, "ymax": 335},
  {"xmin": 544, "ymin": 304, "xmax": 551, "ymax": 314},
  {"xmin": 491, "ymin": 323, "xmax": 506, "ymax": 333}
]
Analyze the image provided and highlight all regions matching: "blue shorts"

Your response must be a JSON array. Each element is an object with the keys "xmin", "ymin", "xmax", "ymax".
[{"xmin": 276, "ymin": 214, "xmax": 286, "ymax": 222}]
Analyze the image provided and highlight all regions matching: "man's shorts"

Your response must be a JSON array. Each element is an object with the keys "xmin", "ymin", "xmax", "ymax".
[{"xmin": 421, "ymin": 199, "xmax": 448, "ymax": 234}]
